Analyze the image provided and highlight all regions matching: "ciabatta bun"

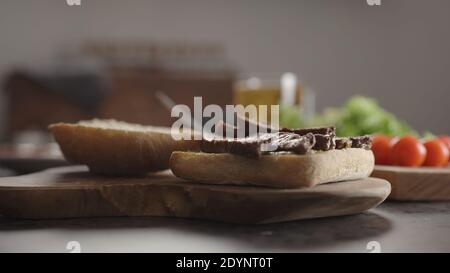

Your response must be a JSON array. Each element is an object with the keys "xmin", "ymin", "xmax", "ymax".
[
  {"xmin": 50, "ymin": 119, "xmax": 199, "ymax": 175},
  {"xmin": 170, "ymin": 148, "xmax": 374, "ymax": 188}
]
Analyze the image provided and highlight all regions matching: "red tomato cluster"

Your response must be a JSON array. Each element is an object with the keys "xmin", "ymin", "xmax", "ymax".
[{"xmin": 371, "ymin": 135, "xmax": 450, "ymax": 167}]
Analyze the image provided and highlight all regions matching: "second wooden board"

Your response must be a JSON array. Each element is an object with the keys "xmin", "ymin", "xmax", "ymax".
[{"xmin": 371, "ymin": 165, "xmax": 450, "ymax": 201}]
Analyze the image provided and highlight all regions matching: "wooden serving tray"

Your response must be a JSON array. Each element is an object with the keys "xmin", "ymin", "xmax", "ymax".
[
  {"xmin": 0, "ymin": 166, "xmax": 391, "ymax": 224},
  {"xmin": 371, "ymin": 165, "xmax": 450, "ymax": 201}
]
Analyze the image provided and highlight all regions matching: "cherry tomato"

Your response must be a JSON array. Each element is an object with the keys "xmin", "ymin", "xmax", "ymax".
[
  {"xmin": 390, "ymin": 136, "xmax": 400, "ymax": 147},
  {"xmin": 390, "ymin": 135, "xmax": 426, "ymax": 167},
  {"xmin": 387, "ymin": 136, "xmax": 401, "ymax": 165},
  {"xmin": 423, "ymin": 139, "xmax": 449, "ymax": 167},
  {"xmin": 438, "ymin": 136, "xmax": 450, "ymax": 162},
  {"xmin": 371, "ymin": 135, "xmax": 392, "ymax": 165}
]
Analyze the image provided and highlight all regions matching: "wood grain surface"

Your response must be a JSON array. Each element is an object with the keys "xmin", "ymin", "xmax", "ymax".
[
  {"xmin": 371, "ymin": 165, "xmax": 450, "ymax": 201},
  {"xmin": 0, "ymin": 166, "xmax": 391, "ymax": 224}
]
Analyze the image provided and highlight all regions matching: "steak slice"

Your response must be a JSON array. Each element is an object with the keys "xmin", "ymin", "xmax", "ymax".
[
  {"xmin": 280, "ymin": 126, "xmax": 336, "ymax": 136},
  {"xmin": 200, "ymin": 132, "xmax": 316, "ymax": 158},
  {"xmin": 335, "ymin": 137, "xmax": 353, "ymax": 149},
  {"xmin": 281, "ymin": 127, "xmax": 336, "ymax": 151},
  {"xmin": 350, "ymin": 136, "xmax": 373, "ymax": 150},
  {"xmin": 334, "ymin": 136, "xmax": 373, "ymax": 150}
]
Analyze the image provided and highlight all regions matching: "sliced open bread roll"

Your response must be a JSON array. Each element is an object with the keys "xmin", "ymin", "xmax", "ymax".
[
  {"xmin": 170, "ymin": 149, "xmax": 375, "ymax": 188},
  {"xmin": 50, "ymin": 119, "xmax": 199, "ymax": 175}
]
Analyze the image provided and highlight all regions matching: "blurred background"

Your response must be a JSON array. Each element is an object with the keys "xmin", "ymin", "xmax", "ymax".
[{"xmin": 0, "ymin": 0, "xmax": 449, "ymax": 173}]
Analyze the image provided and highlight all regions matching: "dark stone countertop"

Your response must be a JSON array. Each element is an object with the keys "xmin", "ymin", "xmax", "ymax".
[{"xmin": 1, "ymin": 202, "xmax": 449, "ymax": 253}]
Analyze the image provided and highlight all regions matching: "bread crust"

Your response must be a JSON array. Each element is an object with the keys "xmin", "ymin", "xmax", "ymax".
[
  {"xmin": 170, "ymin": 149, "xmax": 375, "ymax": 188},
  {"xmin": 50, "ymin": 121, "xmax": 199, "ymax": 175}
]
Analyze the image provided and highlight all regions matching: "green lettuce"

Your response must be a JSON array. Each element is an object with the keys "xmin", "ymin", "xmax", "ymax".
[{"xmin": 279, "ymin": 95, "xmax": 416, "ymax": 137}]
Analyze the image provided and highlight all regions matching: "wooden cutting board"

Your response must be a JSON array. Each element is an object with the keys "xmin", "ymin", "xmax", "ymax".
[
  {"xmin": 0, "ymin": 166, "xmax": 391, "ymax": 224},
  {"xmin": 371, "ymin": 165, "xmax": 450, "ymax": 201}
]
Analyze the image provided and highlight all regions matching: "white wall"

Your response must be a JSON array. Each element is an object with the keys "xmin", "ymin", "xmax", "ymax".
[{"xmin": 1, "ymin": 0, "xmax": 450, "ymax": 135}]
